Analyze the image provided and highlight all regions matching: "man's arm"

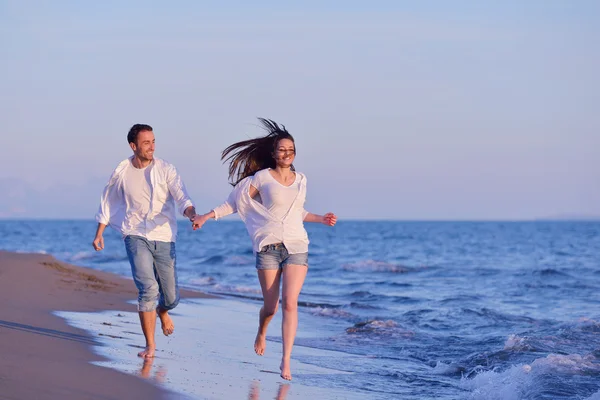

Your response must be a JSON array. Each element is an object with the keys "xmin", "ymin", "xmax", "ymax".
[
  {"xmin": 92, "ymin": 223, "xmax": 107, "ymax": 251},
  {"xmin": 166, "ymin": 165, "xmax": 195, "ymax": 217},
  {"xmin": 93, "ymin": 168, "xmax": 123, "ymax": 251}
]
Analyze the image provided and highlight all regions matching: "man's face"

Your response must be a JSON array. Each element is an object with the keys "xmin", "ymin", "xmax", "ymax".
[{"xmin": 130, "ymin": 130, "xmax": 155, "ymax": 161}]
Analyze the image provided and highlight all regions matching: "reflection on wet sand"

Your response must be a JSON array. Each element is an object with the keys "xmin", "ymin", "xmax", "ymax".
[
  {"xmin": 138, "ymin": 357, "xmax": 167, "ymax": 383},
  {"xmin": 248, "ymin": 380, "xmax": 290, "ymax": 400}
]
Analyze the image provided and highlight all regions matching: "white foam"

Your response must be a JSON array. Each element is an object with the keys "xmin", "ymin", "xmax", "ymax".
[
  {"xmin": 461, "ymin": 352, "xmax": 600, "ymax": 400},
  {"xmin": 503, "ymin": 334, "xmax": 529, "ymax": 351}
]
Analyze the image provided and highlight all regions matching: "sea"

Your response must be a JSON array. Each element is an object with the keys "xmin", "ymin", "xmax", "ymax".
[{"xmin": 1, "ymin": 220, "xmax": 600, "ymax": 399}]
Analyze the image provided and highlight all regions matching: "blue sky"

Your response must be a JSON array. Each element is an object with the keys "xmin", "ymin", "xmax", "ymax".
[{"xmin": 1, "ymin": 1, "xmax": 598, "ymax": 220}]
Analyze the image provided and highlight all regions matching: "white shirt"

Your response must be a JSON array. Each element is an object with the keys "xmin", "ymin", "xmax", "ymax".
[
  {"xmin": 96, "ymin": 156, "xmax": 194, "ymax": 242},
  {"xmin": 213, "ymin": 169, "xmax": 310, "ymax": 254},
  {"xmin": 252, "ymin": 169, "xmax": 302, "ymax": 220}
]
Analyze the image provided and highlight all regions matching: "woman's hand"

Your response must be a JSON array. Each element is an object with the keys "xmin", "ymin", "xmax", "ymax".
[
  {"xmin": 191, "ymin": 213, "xmax": 210, "ymax": 230},
  {"xmin": 322, "ymin": 212, "xmax": 337, "ymax": 227}
]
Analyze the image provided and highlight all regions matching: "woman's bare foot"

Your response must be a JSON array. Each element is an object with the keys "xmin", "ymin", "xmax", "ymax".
[
  {"xmin": 280, "ymin": 359, "xmax": 292, "ymax": 380},
  {"xmin": 254, "ymin": 332, "xmax": 266, "ymax": 355},
  {"xmin": 138, "ymin": 345, "xmax": 155, "ymax": 359},
  {"xmin": 157, "ymin": 309, "xmax": 174, "ymax": 336}
]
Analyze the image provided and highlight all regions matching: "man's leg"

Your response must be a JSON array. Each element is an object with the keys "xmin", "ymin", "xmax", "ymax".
[
  {"xmin": 153, "ymin": 241, "xmax": 179, "ymax": 336},
  {"xmin": 124, "ymin": 235, "xmax": 160, "ymax": 358}
]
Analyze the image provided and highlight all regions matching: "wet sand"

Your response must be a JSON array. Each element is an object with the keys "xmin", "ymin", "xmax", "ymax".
[
  {"xmin": 0, "ymin": 250, "xmax": 366, "ymax": 400},
  {"xmin": 0, "ymin": 250, "xmax": 211, "ymax": 400}
]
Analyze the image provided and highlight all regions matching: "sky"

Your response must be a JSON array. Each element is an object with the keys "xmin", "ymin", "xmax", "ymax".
[{"xmin": 1, "ymin": 0, "xmax": 598, "ymax": 220}]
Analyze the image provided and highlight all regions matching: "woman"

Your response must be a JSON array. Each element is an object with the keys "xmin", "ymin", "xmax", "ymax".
[{"xmin": 192, "ymin": 118, "xmax": 337, "ymax": 380}]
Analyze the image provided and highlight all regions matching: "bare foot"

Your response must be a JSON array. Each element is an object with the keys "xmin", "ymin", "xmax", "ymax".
[
  {"xmin": 138, "ymin": 345, "xmax": 155, "ymax": 359},
  {"xmin": 280, "ymin": 359, "xmax": 292, "ymax": 381},
  {"xmin": 157, "ymin": 309, "xmax": 174, "ymax": 336},
  {"xmin": 254, "ymin": 332, "xmax": 266, "ymax": 356}
]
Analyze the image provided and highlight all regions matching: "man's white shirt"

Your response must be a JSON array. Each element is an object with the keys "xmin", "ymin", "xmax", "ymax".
[{"xmin": 96, "ymin": 157, "xmax": 194, "ymax": 242}]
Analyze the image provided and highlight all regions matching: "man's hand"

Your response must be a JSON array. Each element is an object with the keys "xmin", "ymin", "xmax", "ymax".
[
  {"xmin": 92, "ymin": 235, "xmax": 104, "ymax": 251},
  {"xmin": 322, "ymin": 212, "xmax": 337, "ymax": 227}
]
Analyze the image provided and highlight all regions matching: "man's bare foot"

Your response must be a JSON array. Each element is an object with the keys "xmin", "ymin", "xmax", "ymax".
[
  {"xmin": 280, "ymin": 359, "xmax": 292, "ymax": 380},
  {"xmin": 157, "ymin": 309, "xmax": 174, "ymax": 336},
  {"xmin": 138, "ymin": 345, "xmax": 155, "ymax": 359},
  {"xmin": 254, "ymin": 332, "xmax": 266, "ymax": 356}
]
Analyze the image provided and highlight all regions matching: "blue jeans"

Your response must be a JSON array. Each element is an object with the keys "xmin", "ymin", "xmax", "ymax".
[
  {"xmin": 256, "ymin": 243, "xmax": 309, "ymax": 270},
  {"xmin": 124, "ymin": 235, "xmax": 179, "ymax": 312}
]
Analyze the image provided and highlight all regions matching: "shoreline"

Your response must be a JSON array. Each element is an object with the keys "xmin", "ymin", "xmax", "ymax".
[{"xmin": 0, "ymin": 250, "xmax": 213, "ymax": 400}]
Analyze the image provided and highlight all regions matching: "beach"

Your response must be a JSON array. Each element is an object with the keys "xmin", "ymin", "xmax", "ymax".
[
  {"xmin": 0, "ymin": 250, "xmax": 365, "ymax": 400},
  {"xmin": 0, "ymin": 250, "xmax": 209, "ymax": 399}
]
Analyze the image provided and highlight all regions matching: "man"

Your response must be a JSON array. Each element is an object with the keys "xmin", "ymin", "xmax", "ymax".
[{"xmin": 92, "ymin": 123, "xmax": 196, "ymax": 359}]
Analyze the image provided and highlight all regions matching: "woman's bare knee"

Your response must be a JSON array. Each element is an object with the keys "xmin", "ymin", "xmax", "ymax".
[{"xmin": 282, "ymin": 298, "xmax": 297, "ymax": 313}]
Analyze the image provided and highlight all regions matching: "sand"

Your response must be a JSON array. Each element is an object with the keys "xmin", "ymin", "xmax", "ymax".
[
  {"xmin": 0, "ymin": 251, "xmax": 366, "ymax": 400},
  {"xmin": 0, "ymin": 250, "xmax": 210, "ymax": 400}
]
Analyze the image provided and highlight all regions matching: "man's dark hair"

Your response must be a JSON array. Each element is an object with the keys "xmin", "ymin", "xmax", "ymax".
[{"xmin": 127, "ymin": 124, "xmax": 153, "ymax": 144}]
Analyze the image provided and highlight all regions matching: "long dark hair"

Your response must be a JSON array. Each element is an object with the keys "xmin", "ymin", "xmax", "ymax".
[{"xmin": 222, "ymin": 118, "xmax": 296, "ymax": 186}]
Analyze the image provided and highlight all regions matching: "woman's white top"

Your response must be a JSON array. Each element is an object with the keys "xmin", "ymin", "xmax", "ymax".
[{"xmin": 213, "ymin": 169, "xmax": 309, "ymax": 254}]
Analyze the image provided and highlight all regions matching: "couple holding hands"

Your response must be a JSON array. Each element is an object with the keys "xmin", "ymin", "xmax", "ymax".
[{"xmin": 92, "ymin": 118, "xmax": 336, "ymax": 380}]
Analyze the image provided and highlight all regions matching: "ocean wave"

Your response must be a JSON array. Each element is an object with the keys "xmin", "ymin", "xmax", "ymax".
[
  {"xmin": 534, "ymin": 268, "xmax": 571, "ymax": 277},
  {"xmin": 70, "ymin": 251, "xmax": 128, "ymax": 264},
  {"xmin": 345, "ymin": 319, "xmax": 414, "ymax": 338},
  {"xmin": 431, "ymin": 361, "xmax": 465, "ymax": 376},
  {"xmin": 504, "ymin": 334, "xmax": 533, "ymax": 352},
  {"xmin": 528, "ymin": 353, "xmax": 600, "ymax": 374},
  {"xmin": 585, "ymin": 389, "xmax": 600, "ymax": 400},
  {"xmin": 342, "ymin": 260, "xmax": 410, "ymax": 273},
  {"xmin": 15, "ymin": 249, "xmax": 47, "ymax": 254},
  {"xmin": 222, "ymin": 255, "xmax": 254, "ymax": 265},
  {"xmin": 461, "ymin": 353, "xmax": 600, "ymax": 399},
  {"xmin": 201, "ymin": 255, "xmax": 225, "ymax": 264},
  {"xmin": 349, "ymin": 302, "xmax": 381, "ymax": 310},
  {"xmin": 188, "ymin": 276, "xmax": 217, "ymax": 286},
  {"xmin": 212, "ymin": 283, "xmax": 261, "ymax": 294},
  {"xmin": 308, "ymin": 306, "xmax": 356, "ymax": 319},
  {"xmin": 574, "ymin": 317, "xmax": 600, "ymax": 332},
  {"xmin": 195, "ymin": 254, "xmax": 253, "ymax": 266}
]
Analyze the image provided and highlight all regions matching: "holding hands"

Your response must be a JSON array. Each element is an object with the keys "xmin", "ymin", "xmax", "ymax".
[{"xmin": 191, "ymin": 213, "xmax": 211, "ymax": 230}]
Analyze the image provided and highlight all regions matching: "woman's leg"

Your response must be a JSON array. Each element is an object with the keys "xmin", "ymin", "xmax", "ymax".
[
  {"xmin": 255, "ymin": 268, "xmax": 282, "ymax": 355},
  {"xmin": 280, "ymin": 264, "xmax": 308, "ymax": 380}
]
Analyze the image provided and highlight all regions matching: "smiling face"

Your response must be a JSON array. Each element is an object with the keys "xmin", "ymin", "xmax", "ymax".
[
  {"xmin": 272, "ymin": 138, "xmax": 296, "ymax": 168},
  {"xmin": 130, "ymin": 130, "xmax": 155, "ymax": 162}
]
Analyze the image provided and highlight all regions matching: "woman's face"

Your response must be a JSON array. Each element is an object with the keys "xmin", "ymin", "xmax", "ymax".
[{"xmin": 273, "ymin": 138, "xmax": 296, "ymax": 168}]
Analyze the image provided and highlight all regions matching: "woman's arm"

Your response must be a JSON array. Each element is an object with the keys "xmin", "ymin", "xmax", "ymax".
[
  {"xmin": 303, "ymin": 211, "xmax": 337, "ymax": 226},
  {"xmin": 192, "ymin": 202, "xmax": 235, "ymax": 230}
]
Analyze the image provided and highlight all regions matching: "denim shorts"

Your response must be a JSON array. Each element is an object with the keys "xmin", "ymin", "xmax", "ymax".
[
  {"xmin": 124, "ymin": 235, "xmax": 179, "ymax": 312},
  {"xmin": 256, "ymin": 243, "xmax": 308, "ymax": 270}
]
